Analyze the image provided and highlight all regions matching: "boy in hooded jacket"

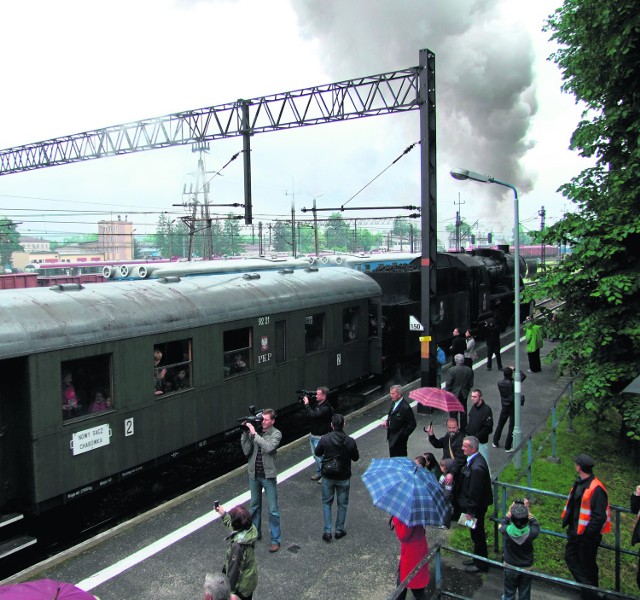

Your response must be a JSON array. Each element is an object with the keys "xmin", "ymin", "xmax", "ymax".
[{"xmin": 499, "ymin": 498, "xmax": 540, "ymax": 600}]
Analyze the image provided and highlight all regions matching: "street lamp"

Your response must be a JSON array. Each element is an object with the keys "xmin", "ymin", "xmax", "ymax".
[{"xmin": 450, "ymin": 168, "xmax": 523, "ymax": 465}]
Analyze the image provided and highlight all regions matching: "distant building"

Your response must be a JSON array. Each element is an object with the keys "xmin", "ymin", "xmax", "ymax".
[
  {"xmin": 98, "ymin": 216, "xmax": 134, "ymax": 261},
  {"xmin": 19, "ymin": 236, "xmax": 51, "ymax": 253},
  {"xmin": 11, "ymin": 251, "xmax": 60, "ymax": 271}
]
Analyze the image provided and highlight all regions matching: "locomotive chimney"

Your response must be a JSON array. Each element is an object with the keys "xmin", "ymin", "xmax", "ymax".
[{"xmin": 497, "ymin": 244, "xmax": 510, "ymax": 254}]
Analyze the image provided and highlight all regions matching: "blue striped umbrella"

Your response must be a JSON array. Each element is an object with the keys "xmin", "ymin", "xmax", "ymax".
[{"xmin": 361, "ymin": 457, "xmax": 450, "ymax": 527}]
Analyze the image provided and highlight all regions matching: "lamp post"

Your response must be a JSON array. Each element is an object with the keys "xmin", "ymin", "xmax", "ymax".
[{"xmin": 450, "ymin": 168, "xmax": 523, "ymax": 465}]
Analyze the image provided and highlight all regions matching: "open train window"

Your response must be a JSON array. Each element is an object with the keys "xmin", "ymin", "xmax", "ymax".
[
  {"xmin": 223, "ymin": 327, "xmax": 253, "ymax": 378},
  {"xmin": 343, "ymin": 307, "xmax": 359, "ymax": 343},
  {"xmin": 61, "ymin": 355, "xmax": 112, "ymax": 421},
  {"xmin": 305, "ymin": 313, "xmax": 326, "ymax": 354},
  {"xmin": 154, "ymin": 339, "xmax": 193, "ymax": 396}
]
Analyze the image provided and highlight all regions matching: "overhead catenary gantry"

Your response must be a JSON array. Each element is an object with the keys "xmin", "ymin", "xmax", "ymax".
[{"xmin": 0, "ymin": 49, "xmax": 438, "ymax": 387}]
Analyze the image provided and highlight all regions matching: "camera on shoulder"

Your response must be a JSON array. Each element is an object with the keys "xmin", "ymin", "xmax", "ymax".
[
  {"xmin": 296, "ymin": 389, "xmax": 317, "ymax": 405},
  {"xmin": 238, "ymin": 405, "xmax": 264, "ymax": 434}
]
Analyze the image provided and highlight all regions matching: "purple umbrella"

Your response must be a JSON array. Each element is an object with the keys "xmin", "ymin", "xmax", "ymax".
[{"xmin": 0, "ymin": 579, "xmax": 97, "ymax": 599}]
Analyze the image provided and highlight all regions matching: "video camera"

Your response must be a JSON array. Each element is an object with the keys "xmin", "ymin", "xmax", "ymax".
[
  {"xmin": 237, "ymin": 405, "xmax": 264, "ymax": 434},
  {"xmin": 296, "ymin": 389, "xmax": 317, "ymax": 405}
]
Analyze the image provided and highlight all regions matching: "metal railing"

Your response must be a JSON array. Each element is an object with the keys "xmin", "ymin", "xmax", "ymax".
[
  {"xmin": 388, "ymin": 543, "xmax": 638, "ymax": 599},
  {"xmin": 489, "ymin": 376, "xmax": 639, "ymax": 593}
]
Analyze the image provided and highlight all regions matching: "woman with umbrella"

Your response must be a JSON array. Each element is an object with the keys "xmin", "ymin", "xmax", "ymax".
[
  {"xmin": 362, "ymin": 457, "xmax": 449, "ymax": 599},
  {"xmin": 391, "ymin": 516, "xmax": 430, "ymax": 599}
]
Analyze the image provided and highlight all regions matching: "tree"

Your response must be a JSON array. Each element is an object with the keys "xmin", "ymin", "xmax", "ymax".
[
  {"xmin": 0, "ymin": 217, "xmax": 22, "ymax": 268},
  {"xmin": 223, "ymin": 216, "xmax": 242, "ymax": 256},
  {"xmin": 324, "ymin": 212, "xmax": 351, "ymax": 251},
  {"xmin": 445, "ymin": 218, "xmax": 473, "ymax": 249},
  {"xmin": 272, "ymin": 220, "xmax": 293, "ymax": 253},
  {"xmin": 527, "ymin": 0, "xmax": 640, "ymax": 438}
]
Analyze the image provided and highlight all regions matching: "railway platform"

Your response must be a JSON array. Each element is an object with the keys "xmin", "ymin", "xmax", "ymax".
[{"xmin": 3, "ymin": 341, "xmax": 591, "ymax": 599}]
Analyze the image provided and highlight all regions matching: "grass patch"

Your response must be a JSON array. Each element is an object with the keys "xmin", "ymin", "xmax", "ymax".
[{"xmin": 448, "ymin": 403, "xmax": 640, "ymax": 596}]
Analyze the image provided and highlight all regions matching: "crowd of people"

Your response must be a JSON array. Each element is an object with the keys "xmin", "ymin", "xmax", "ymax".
[{"xmin": 198, "ymin": 322, "xmax": 637, "ymax": 600}]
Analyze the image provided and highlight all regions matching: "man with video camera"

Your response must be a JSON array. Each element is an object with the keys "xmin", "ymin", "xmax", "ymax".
[
  {"xmin": 240, "ymin": 408, "xmax": 282, "ymax": 553},
  {"xmin": 302, "ymin": 386, "xmax": 333, "ymax": 483}
]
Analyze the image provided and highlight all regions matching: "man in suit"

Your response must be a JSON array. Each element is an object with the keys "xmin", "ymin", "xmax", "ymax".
[
  {"xmin": 380, "ymin": 385, "xmax": 416, "ymax": 457},
  {"xmin": 457, "ymin": 435, "xmax": 493, "ymax": 573},
  {"xmin": 445, "ymin": 354, "xmax": 474, "ymax": 430}
]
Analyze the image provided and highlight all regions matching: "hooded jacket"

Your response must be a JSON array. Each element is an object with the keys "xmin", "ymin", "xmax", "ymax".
[
  {"xmin": 222, "ymin": 512, "xmax": 259, "ymax": 598},
  {"xmin": 499, "ymin": 515, "xmax": 540, "ymax": 568}
]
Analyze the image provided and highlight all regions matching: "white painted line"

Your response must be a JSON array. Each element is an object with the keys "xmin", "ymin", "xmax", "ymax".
[{"xmin": 76, "ymin": 336, "xmax": 525, "ymax": 591}]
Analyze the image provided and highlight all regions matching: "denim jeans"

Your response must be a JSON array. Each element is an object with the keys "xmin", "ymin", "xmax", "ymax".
[
  {"xmin": 502, "ymin": 566, "xmax": 532, "ymax": 600},
  {"xmin": 249, "ymin": 476, "xmax": 281, "ymax": 545},
  {"xmin": 309, "ymin": 434, "xmax": 322, "ymax": 476},
  {"xmin": 321, "ymin": 477, "xmax": 351, "ymax": 534}
]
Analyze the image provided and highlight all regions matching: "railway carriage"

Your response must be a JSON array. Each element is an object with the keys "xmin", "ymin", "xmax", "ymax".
[{"xmin": 0, "ymin": 267, "xmax": 381, "ymax": 514}]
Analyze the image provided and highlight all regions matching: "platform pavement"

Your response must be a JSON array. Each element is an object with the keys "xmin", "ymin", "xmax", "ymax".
[{"xmin": 8, "ymin": 341, "xmax": 586, "ymax": 599}]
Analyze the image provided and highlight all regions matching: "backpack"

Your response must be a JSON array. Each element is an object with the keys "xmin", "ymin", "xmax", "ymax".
[{"xmin": 437, "ymin": 346, "xmax": 446, "ymax": 366}]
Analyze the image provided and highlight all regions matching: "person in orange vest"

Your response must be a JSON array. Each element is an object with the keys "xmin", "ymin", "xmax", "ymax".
[{"xmin": 561, "ymin": 454, "xmax": 611, "ymax": 600}]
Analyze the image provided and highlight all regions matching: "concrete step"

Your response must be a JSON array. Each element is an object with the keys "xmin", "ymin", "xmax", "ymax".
[
  {"xmin": 0, "ymin": 535, "xmax": 37, "ymax": 560},
  {"xmin": 0, "ymin": 513, "xmax": 24, "ymax": 529}
]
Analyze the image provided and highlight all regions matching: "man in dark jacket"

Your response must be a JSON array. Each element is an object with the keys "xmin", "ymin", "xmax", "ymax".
[
  {"xmin": 492, "ymin": 367, "xmax": 526, "ymax": 452},
  {"xmin": 450, "ymin": 327, "xmax": 467, "ymax": 365},
  {"xmin": 484, "ymin": 317, "xmax": 503, "ymax": 371},
  {"xmin": 380, "ymin": 385, "xmax": 416, "ymax": 457},
  {"xmin": 465, "ymin": 389, "xmax": 493, "ymax": 467},
  {"xmin": 445, "ymin": 354, "xmax": 474, "ymax": 430},
  {"xmin": 457, "ymin": 435, "xmax": 493, "ymax": 573},
  {"xmin": 303, "ymin": 386, "xmax": 333, "ymax": 482},
  {"xmin": 315, "ymin": 413, "xmax": 359, "ymax": 542},
  {"xmin": 561, "ymin": 454, "xmax": 611, "ymax": 599},
  {"xmin": 426, "ymin": 417, "xmax": 466, "ymax": 477}
]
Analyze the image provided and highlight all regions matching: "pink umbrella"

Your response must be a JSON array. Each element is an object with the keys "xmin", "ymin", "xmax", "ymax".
[
  {"xmin": 408, "ymin": 387, "xmax": 465, "ymax": 413},
  {"xmin": 0, "ymin": 579, "xmax": 97, "ymax": 599}
]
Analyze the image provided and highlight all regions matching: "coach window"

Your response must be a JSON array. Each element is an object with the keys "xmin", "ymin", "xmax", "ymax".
[
  {"xmin": 61, "ymin": 355, "xmax": 112, "ymax": 421},
  {"xmin": 342, "ymin": 307, "xmax": 359, "ymax": 343},
  {"xmin": 275, "ymin": 320, "xmax": 286, "ymax": 364},
  {"xmin": 153, "ymin": 339, "xmax": 193, "ymax": 396},
  {"xmin": 223, "ymin": 327, "xmax": 253, "ymax": 378},
  {"xmin": 305, "ymin": 313, "xmax": 325, "ymax": 354}
]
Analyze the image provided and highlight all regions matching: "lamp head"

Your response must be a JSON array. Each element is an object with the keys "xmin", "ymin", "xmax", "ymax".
[{"xmin": 450, "ymin": 168, "xmax": 491, "ymax": 184}]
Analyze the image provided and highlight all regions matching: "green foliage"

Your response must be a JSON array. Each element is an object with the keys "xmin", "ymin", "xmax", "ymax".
[
  {"xmin": 0, "ymin": 217, "xmax": 22, "ymax": 267},
  {"xmin": 526, "ymin": 0, "xmax": 640, "ymax": 438}
]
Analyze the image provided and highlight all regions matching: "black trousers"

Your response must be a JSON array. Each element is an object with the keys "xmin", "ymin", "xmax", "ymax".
[
  {"xmin": 486, "ymin": 344, "xmax": 502, "ymax": 370},
  {"xmin": 470, "ymin": 507, "xmax": 489, "ymax": 571},
  {"xmin": 527, "ymin": 350, "xmax": 541, "ymax": 372},
  {"xmin": 389, "ymin": 438, "xmax": 409, "ymax": 457},
  {"xmin": 565, "ymin": 533, "xmax": 602, "ymax": 599},
  {"xmin": 493, "ymin": 404, "xmax": 514, "ymax": 450}
]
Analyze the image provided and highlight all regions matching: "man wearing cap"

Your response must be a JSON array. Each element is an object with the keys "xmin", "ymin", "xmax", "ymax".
[{"xmin": 561, "ymin": 453, "xmax": 611, "ymax": 599}]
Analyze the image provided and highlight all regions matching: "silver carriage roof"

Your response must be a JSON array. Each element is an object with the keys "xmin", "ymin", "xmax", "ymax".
[{"xmin": 0, "ymin": 267, "xmax": 381, "ymax": 359}]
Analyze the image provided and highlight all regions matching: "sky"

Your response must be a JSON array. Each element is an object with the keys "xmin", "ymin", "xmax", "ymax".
[{"xmin": 0, "ymin": 0, "xmax": 589, "ymax": 246}]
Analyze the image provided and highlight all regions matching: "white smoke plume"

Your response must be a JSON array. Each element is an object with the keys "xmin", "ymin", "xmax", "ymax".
[{"xmin": 292, "ymin": 0, "xmax": 538, "ymax": 222}]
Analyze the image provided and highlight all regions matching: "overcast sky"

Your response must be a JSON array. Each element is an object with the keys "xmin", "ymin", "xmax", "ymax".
[{"xmin": 0, "ymin": 0, "xmax": 589, "ymax": 244}]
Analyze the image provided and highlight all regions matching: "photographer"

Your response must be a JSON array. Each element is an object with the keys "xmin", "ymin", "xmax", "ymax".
[
  {"xmin": 499, "ymin": 499, "xmax": 539, "ymax": 600},
  {"xmin": 240, "ymin": 408, "xmax": 282, "ymax": 553},
  {"xmin": 303, "ymin": 386, "xmax": 333, "ymax": 482}
]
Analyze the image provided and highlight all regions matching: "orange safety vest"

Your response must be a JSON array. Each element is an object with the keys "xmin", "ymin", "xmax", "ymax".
[{"xmin": 562, "ymin": 477, "xmax": 611, "ymax": 535}]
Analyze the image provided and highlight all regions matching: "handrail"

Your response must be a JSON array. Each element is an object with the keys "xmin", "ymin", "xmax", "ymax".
[
  {"xmin": 490, "ymin": 375, "xmax": 639, "ymax": 593},
  {"xmin": 386, "ymin": 543, "xmax": 638, "ymax": 599}
]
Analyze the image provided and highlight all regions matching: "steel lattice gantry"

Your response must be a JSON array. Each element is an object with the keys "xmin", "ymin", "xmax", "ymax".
[
  {"xmin": 0, "ymin": 68, "xmax": 421, "ymax": 177},
  {"xmin": 0, "ymin": 48, "xmax": 438, "ymax": 386}
]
